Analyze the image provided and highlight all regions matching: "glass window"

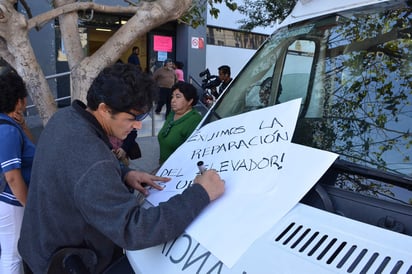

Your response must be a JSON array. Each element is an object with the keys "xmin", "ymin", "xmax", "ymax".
[
  {"xmin": 206, "ymin": 26, "xmax": 268, "ymax": 50},
  {"xmin": 204, "ymin": 2, "xmax": 412, "ymax": 204},
  {"xmin": 278, "ymin": 40, "xmax": 315, "ymax": 109}
]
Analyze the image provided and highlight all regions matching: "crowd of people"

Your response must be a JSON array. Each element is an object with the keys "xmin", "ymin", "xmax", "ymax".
[
  {"xmin": 127, "ymin": 51, "xmax": 232, "ymax": 166},
  {"xmin": 0, "ymin": 52, "xmax": 231, "ymax": 272}
]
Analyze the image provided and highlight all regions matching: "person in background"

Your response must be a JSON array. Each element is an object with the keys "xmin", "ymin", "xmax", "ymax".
[
  {"xmin": 127, "ymin": 46, "xmax": 141, "ymax": 71},
  {"xmin": 210, "ymin": 65, "xmax": 233, "ymax": 100},
  {"xmin": 0, "ymin": 69, "xmax": 35, "ymax": 274},
  {"xmin": 158, "ymin": 82, "xmax": 202, "ymax": 164},
  {"xmin": 153, "ymin": 59, "xmax": 177, "ymax": 117},
  {"xmin": 18, "ymin": 63, "xmax": 225, "ymax": 273},
  {"xmin": 175, "ymin": 61, "xmax": 185, "ymax": 82},
  {"xmin": 217, "ymin": 65, "xmax": 232, "ymax": 96}
]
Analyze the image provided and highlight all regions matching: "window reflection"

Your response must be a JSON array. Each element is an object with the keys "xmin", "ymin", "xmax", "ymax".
[{"xmin": 207, "ymin": 26, "xmax": 268, "ymax": 50}]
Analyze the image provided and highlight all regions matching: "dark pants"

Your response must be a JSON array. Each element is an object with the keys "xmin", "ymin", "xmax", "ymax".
[
  {"xmin": 102, "ymin": 255, "xmax": 134, "ymax": 274},
  {"xmin": 24, "ymin": 256, "xmax": 134, "ymax": 274},
  {"xmin": 155, "ymin": 87, "xmax": 172, "ymax": 117},
  {"xmin": 23, "ymin": 261, "xmax": 33, "ymax": 274}
]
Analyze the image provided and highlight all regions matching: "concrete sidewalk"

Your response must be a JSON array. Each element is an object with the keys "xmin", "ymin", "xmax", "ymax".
[{"xmin": 128, "ymin": 136, "xmax": 160, "ymax": 174}]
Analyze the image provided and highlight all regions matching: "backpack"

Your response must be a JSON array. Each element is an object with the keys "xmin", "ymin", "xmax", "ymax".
[{"xmin": 0, "ymin": 119, "xmax": 23, "ymax": 192}]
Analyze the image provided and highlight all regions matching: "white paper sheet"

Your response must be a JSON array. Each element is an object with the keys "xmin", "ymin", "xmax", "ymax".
[
  {"xmin": 146, "ymin": 99, "xmax": 338, "ymax": 267},
  {"xmin": 186, "ymin": 143, "xmax": 337, "ymax": 267},
  {"xmin": 148, "ymin": 99, "xmax": 301, "ymax": 205}
]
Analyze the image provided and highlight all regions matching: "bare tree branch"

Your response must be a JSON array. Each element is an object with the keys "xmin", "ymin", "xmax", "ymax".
[
  {"xmin": 1, "ymin": 0, "xmax": 195, "ymax": 124},
  {"xmin": 53, "ymin": 0, "xmax": 84, "ymax": 70},
  {"xmin": 0, "ymin": 0, "xmax": 57, "ymax": 125},
  {"xmin": 0, "ymin": 37, "xmax": 15, "ymax": 68},
  {"xmin": 123, "ymin": 0, "xmax": 138, "ymax": 6},
  {"xmin": 28, "ymin": 2, "xmax": 139, "ymax": 30},
  {"xmin": 19, "ymin": 0, "xmax": 33, "ymax": 19},
  {"xmin": 71, "ymin": 0, "xmax": 193, "ymax": 102}
]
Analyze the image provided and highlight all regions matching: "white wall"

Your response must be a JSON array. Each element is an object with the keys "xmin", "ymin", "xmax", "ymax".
[
  {"xmin": 205, "ymin": 45, "xmax": 255, "ymax": 78},
  {"xmin": 206, "ymin": 3, "xmax": 276, "ymax": 35},
  {"xmin": 205, "ymin": 3, "xmax": 276, "ymax": 78}
]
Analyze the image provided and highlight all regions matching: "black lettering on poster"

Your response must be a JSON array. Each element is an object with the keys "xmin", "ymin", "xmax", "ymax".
[{"xmin": 161, "ymin": 234, "xmax": 247, "ymax": 273}]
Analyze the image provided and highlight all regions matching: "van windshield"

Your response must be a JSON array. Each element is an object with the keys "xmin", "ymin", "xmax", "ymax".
[{"xmin": 205, "ymin": 2, "xmax": 412, "ymax": 181}]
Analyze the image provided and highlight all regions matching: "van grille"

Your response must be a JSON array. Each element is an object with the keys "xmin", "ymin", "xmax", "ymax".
[{"xmin": 274, "ymin": 221, "xmax": 412, "ymax": 273}]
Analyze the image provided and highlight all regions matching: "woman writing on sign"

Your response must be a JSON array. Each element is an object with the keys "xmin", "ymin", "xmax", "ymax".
[
  {"xmin": 0, "ymin": 69, "xmax": 35, "ymax": 274},
  {"xmin": 158, "ymin": 82, "xmax": 202, "ymax": 164}
]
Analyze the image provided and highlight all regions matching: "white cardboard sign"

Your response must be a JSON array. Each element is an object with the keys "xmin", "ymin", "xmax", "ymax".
[{"xmin": 146, "ymin": 99, "xmax": 338, "ymax": 267}]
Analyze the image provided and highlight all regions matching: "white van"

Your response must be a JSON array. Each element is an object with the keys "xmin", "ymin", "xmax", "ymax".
[{"xmin": 128, "ymin": 0, "xmax": 412, "ymax": 272}]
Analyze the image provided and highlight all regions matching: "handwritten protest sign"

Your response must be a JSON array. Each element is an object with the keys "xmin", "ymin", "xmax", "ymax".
[
  {"xmin": 148, "ymin": 99, "xmax": 299, "ymax": 204},
  {"xmin": 147, "ymin": 99, "xmax": 338, "ymax": 267}
]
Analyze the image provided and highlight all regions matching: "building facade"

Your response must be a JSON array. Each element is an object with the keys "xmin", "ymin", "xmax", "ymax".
[{"xmin": 20, "ymin": 1, "xmax": 271, "ymax": 109}]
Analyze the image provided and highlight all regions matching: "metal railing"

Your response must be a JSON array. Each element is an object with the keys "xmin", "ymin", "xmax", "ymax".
[
  {"xmin": 188, "ymin": 75, "xmax": 209, "ymax": 116},
  {"xmin": 26, "ymin": 71, "xmax": 71, "ymax": 111},
  {"xmin": 25, "ymin": 71, "xmax": 162, "ymax": 137}
]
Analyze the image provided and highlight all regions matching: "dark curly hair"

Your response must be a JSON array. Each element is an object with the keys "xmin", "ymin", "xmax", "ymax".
[
  {"xmin": 218, "ymin": 65, "xmax": 231, "ymax": 76},
  {"xmin": 86, "ymin": 63, "xmax": 155, "ymax": 114},
  {"xmin": 171, "ymin": 82, "xmax": 199, "ymax": 106},
  {"xmin": 0, "ymin": 69, "xmax": 28, "ymax": 113}
]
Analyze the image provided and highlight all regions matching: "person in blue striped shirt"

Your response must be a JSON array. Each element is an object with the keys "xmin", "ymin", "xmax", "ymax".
[{"xmin": 0, "ymin": 69, "xmax": 35, "ymax": 274}]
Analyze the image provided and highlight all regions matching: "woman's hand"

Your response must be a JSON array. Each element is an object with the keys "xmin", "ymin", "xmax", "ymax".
[
  {"xmin": 11, "ymin": 110, "xmax": 25, "ymax": 125},
  {"xmin": 10, "ymin": 109, "xmax": 35, "ymax": 142}
]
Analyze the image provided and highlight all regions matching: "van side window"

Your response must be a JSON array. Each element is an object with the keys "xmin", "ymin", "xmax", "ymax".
[
  {"xmin": 277, "ymin": 40, "xmax": 315, "ymax": 109},
  {"xmin": 212, "ymin": 33, "xmax": 284, "ymax": 118}
]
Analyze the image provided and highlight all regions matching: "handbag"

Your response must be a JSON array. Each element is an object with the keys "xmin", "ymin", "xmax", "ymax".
[{"xmin": 128, "ymin": 141, "xmax": 142, "ymax": 160}]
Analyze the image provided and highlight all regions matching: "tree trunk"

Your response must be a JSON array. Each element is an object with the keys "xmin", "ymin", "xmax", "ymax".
[
  {"xmin": 0, "ymin": 0, "xmax": 56, "ymax": 125},
  {"xmin": 0, "ymin": 0, "xmax": 193, "ymax": 124},
  {"xmin": 54, "ymin": 0, "xmax": 84, "ymax": 69},
  {"xmin": 53, "ymin": 0, "xmax": 85, "ymax": 108},
  {"xmin": 71, "ymin": 0, "xmax": 193, "ymax": 103}
]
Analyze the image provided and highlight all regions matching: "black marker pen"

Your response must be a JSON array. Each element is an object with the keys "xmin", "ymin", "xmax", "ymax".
[{"xmin": 197, "ymin": 161, "xmax": 207, "ymax": 174}]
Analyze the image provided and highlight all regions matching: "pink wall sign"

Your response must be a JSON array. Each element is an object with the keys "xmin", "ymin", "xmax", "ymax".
[{"xmin": 154, "ymin": 35, "xmax": 173, "ymax": 52}]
